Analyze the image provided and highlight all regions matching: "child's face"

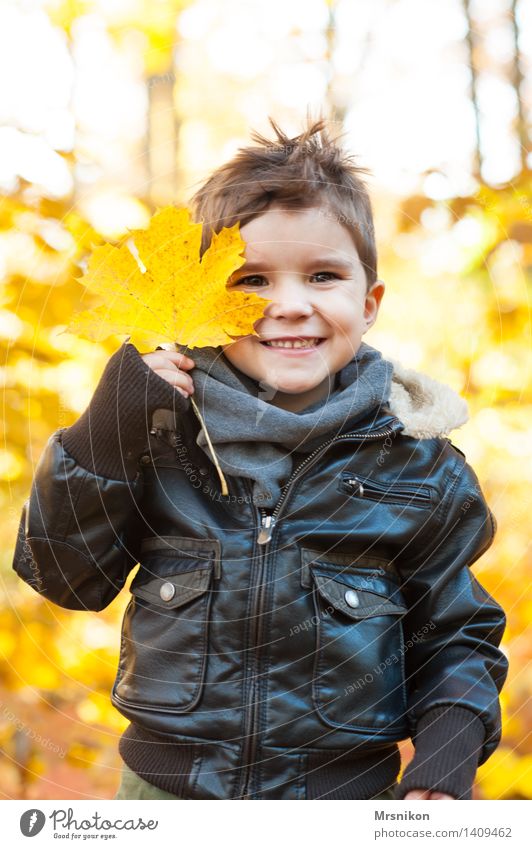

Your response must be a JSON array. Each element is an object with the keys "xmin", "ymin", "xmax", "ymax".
[{"xmin": 223, "ymin": 205, "xmax": 384, "ymax": 412}]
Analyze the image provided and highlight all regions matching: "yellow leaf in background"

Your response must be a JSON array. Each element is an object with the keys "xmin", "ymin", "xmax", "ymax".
[{"xmin": 66, "ymin": 206, "xmax": 268, "ymax": 350}]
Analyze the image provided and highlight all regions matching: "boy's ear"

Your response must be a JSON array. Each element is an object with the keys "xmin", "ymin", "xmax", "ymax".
[{"xmin": 364, "ymin": 278, "xmax": 385, "ymax": 328}]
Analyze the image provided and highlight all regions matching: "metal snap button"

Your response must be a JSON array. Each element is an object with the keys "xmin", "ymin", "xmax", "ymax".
[
  {"xmin": 344, "ymin": 589, "xmax": 360, "ymax": 608},
  {"xmin": 160, "ymin": 582, "xmax": 176, "ymax": 602},
  {"xmin": 140, "ymin": 454, "xmax": 151, "ymax": 465}
]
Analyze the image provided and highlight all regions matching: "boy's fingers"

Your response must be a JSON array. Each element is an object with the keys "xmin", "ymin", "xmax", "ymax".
[
  {"xmin": 155, "ymin": 351, "xmax": 196, "ymax": 369},
  {"xmin": 154, "ymin": 368, "xmax": 194, "ymax": 393},
  {"xmin": 141, "ymin": 348, "xmax": 196, "ymax": 392},
  {"xmin": 142, "ymin": 351, "xmax": 195, "ymax": 372}
]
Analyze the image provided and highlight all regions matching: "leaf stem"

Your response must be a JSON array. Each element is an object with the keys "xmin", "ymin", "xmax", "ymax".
[{"xmin": 190, "ymin": 396, "xmax": 229, "ymax": 496}]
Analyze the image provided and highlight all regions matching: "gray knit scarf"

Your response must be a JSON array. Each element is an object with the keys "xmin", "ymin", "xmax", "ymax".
[{"xmin": 178, "ymin": 341, "xmax": 394, "ymax": 509}]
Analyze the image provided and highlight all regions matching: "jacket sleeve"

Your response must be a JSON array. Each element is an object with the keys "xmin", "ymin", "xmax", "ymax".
[
  {"xmin": 394, "ymin": 444, "xmax": 509, "ymax": 797},
  {"xmin": 12, "ymin": 342, "xmax": 189, "ymax": 612}
]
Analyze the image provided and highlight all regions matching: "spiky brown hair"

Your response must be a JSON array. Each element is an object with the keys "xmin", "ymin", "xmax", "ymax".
[{"xmin": 188, "ymin": 114, "xmax": 377, "ymax": 289}]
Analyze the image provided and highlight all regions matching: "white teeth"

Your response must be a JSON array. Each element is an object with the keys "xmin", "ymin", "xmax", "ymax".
[{"xmin": 264, "ymin": 338, "xmax": 320, "ymax": 348}]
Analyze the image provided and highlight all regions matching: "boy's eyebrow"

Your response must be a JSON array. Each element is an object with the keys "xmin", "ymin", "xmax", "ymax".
[{"xmin": 231, "ymin": 256, "xmax": 355, "ymax": 274}]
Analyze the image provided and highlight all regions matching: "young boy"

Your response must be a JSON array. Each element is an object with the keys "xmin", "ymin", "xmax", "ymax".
[{"xmin": 13, "ymin": 117, "xmax": 508, "ymax": 801}]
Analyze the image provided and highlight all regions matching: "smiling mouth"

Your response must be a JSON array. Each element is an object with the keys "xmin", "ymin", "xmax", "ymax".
[{"xmin": 259, "ymin": 337, "xmax": 325, "ymax": 349}]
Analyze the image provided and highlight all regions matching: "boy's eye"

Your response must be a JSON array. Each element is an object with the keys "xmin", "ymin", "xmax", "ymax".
[
  {"xmin": 311, "ymin": 271, "xmax": 338, "ymax": 283},
  {"xmin": 232, "ymin": 275, "xmax": 268, "ymax": 287}
]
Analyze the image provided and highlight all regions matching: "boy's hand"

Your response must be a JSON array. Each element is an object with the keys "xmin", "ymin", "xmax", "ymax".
[
  {"xmin": 404, "ymin": 790, "xmax": 455, "ymax": 800},
  {"xmin": 141, "ymin": 350, "xmax": 195, "ymax": 399}
]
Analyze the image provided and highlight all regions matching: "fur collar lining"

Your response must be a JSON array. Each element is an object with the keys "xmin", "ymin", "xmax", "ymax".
[{"xmin": 387, "ymin": 359, "xmax": 469, "ymax": 439}]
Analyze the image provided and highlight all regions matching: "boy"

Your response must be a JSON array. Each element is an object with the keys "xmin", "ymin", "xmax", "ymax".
[{"xmin": 13, "ymin": 116, "xmax": 508, "ymax": 801}]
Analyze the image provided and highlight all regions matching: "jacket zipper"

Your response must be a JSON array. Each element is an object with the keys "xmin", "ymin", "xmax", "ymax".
[
  {"xmin": 238, "ymin": 499, "xmax": 269, "ymax": 799},
  {"xmin": 339, "ymin": 471, "xmax": 433, "ymax": 507},
  {"xmin": 237, "ymin": 420, "xmax": 401, "ymax": 799}
]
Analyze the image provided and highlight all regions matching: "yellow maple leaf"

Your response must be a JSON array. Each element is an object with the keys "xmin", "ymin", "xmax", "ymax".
[{"xmin": 66, "ymin": 205, "xmax": 268, "ymax": 349}]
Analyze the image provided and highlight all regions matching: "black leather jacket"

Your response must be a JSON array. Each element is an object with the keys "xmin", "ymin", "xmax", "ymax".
[{"xmin": 12, "ymin": 351, "xmax": 508, "ymax": 800}]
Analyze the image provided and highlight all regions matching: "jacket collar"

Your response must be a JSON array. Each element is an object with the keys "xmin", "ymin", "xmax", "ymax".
[{"xmin": 387, "ymin": 358, "xmax": 468, "ymax": 439}]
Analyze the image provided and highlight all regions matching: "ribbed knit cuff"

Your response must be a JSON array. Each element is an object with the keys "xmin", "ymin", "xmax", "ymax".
[
  {"xmin": 118, "ymin": 724, "xmax": 200, "ymax": 799},
  {"xmin": 305, "ymin": 744, "xmax": 401, "ymax": 800},
  {"xmin": 61, "ymin": 342, "xmax": 189, "ymax": 481},
  {"xmin": 395, "ymin": 705, "xmax": 485, "ymax": 800}
]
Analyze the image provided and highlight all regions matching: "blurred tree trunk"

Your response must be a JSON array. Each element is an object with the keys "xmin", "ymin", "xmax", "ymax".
[
  {"xmin": 324, "ymin": 0, "xmax": 347, "ymax": 127},
  {"xmin": 510, "ymin": 0, "xmax": 529, "ymax": 171},
  {"xmin": 462, "ymin": 0, "xmax": 482, "ymax": 181}
]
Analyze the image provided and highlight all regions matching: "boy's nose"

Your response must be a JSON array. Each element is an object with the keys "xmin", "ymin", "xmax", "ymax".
[
  {"xmin": 261, "ymin": 280, "xmax": 314, "ymax": 321},
  {"xmin": 263, "ymin": 298, "xmax": 314, "ymax": 321}
]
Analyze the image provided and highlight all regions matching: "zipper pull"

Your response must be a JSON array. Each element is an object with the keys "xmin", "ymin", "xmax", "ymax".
[
  {"xmin": 345, "ymin": 476, "xmax": 364, "ymax": 496},
  {"xmin": 257, "ymin": 514, "xmax": 276, "ymax": 545}
]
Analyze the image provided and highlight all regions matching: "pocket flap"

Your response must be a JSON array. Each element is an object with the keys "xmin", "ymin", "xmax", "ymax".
[
  {"xmin": 311, "ymin": 568, "xmax": 407, "ymax": 620},
  {"xmin": 140, "ymin": 536, "xmax": 221, "ymax": 578},
  {"xmin": 130, "ymin": 566, "xmax": 213, "ymax": 609}
]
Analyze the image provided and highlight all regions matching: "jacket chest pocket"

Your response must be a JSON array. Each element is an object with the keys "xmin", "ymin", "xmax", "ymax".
[
  {"xmin": 112, "ymin": 537, "xmax": 220, "ymax": 713},
  {"xmin": 308, "ymin": 560, "xmax": 408, "ymax": 733},
  {"xmin": 338, "ymin": 471, "xmax": 434, "ymax": 509}
]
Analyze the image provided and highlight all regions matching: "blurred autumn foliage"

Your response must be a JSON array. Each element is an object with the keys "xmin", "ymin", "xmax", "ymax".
[{"xmin": 1, "ymin": 0, "xmax": 531, "ymax": 800}]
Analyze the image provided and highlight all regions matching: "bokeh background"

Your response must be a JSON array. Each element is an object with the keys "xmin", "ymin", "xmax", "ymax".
[{"xmin": 1, "ymin": 0, "xmax": 530, "ymax": 800}]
